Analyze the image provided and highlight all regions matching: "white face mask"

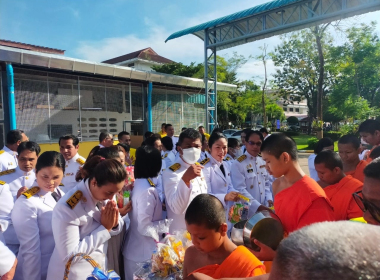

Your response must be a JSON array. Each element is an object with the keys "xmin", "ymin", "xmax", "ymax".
[
  {"xmin": 181, "ymin": 147, "xmax": 201, "ymax": 165},
  {"xmin": 233, "ymin": 148, "xmax": 243, "ymax": 158}
]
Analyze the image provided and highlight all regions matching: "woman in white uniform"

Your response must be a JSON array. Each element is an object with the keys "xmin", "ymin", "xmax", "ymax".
[
  {"xmin": 161, "ymin": 136, "xmax": 176, "ymax": 167},
  {"xmin": 12, "ymin": 151, "xmax": 65, "ymax": 280},
  {"xmin": 47, "ymin": 156, "xmax": 125, "ymax": 280},
  {"xmin": 308, "ymin": 137, "xmax": 334, "ymax": 181},
  {"xmin": 123, "ymin": 146, "xmax": 163, "ymax": 280},
  {"xmin": 200, "ymin": 132, "xmax": 239, "ymax": 228}
]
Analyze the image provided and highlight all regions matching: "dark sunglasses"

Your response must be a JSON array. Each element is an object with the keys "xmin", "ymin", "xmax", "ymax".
[
  {"xmin": 352, "ymin": 191, "xmax": 380, "ymax": 223},
  {"xmin": 247, "ymin": 141, "xmax": 262, "ymax": 147}
]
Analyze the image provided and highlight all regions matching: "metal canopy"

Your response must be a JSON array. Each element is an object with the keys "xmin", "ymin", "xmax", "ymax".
[{"xmin": 166, "ymin": 0, "xmax": 380, "ymax": 132}]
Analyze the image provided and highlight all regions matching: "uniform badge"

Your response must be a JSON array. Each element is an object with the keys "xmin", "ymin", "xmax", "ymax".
[
  {"xmin": 200, "ymin": 158, "xmax": 210, "ymax": 166},
  {"xmin": 76, "ymin": 158, "xmax": 85, "ymax": 165},
  {"xmin": 247, "ymin": 169, "xmax": 254, "ymax": 173},
  {"xmin": 59, "ymin": 183, "xmax": 64, "ymax": 186},
  {"xmin": 237, "ymin": 155, "xmax": 247, "ymax": 162},
  {"xmin": 66, "ymin": 190, "xmax": 83, "ymax": 209},
  {"xmin": 0, "ymin": 169, "xmax": 16, "ymax": 176},
  {"xmin": 169, "ymin": 163, "xmax": 181, "ymax": 172},
  {"xmin": 164, "ymin": 153, "xmax": 168, "ymax": 159},
  {"xmin": 0, "ymin": 150, "xmax": 4, "ymax": 155},
  {"xmin": 147, "ymin": 178, "xmax": 155, "ymax": 187},
  {"xmin": 22, "ymin": 186, "xmax": 40, "ymax": 199}
]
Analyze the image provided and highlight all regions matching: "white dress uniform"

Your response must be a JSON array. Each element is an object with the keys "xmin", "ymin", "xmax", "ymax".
[
  {"xmin": 0, "ymin": 167, "xmax": 36, "ymax": 200},
  {"xmin": 61, "ymin": 153, "xmax": 86, "ymax": 192},
  {"xmin": 162, "ymin": 150, "xmax": 176, "ymax": 168},
  {"xmin": 198, "ymin": 151, "xmax": 208, "ymax": 163},
  {"xmin": 47, "ymin": 180, "xmax": 124, "ymax": 280},
  {"xmin": 11, "ymin": 185, "xmax": 64, "ymax": 280},
  {"xmin": 123, "ymin": 178, "xmax": 163, "ymax": 280},
  {"xmin": 0, "ymin": 181, "xmax": 18, "ymax": 255},
  {"xmin": 0, "ymin": 239, "xmax": 16, "ymax": 278},
  {"xmin": 230, "ymin": 152, "xmax": 273, "ymax": 215},
  {"xmin": 223, "ymin": 153, "xmax": 234, "ymax": 170},
  {"xmin": 171, "ymin": 136, "xmax": 179, "ymax": 153},
  {"xmin": 162, "ymin": 157, "xmax": 208, "ymax": 233},
  {"xmin": 0, "ymin": 146, "xmax": 18, "ymax": 172}
]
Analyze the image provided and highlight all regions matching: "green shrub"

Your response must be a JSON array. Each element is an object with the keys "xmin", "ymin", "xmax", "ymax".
[
  {"xmin": 307, "ymin": 137, "xmax": 319, "ymax": 150},
  {"xmin": 339, "ymin": 124, "xmax": 359, "ymax": 135},
  {"xmin": 324, "ymin": 131, "xmax": 342, "ymax": 141},
  {"xmin": 283, "ymin": 131, "xmax": 300, "ymax": 137}
]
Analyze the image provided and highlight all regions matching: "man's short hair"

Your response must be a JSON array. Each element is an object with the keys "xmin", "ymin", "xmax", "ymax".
[
  {"xmin": 118, "ymin": 131, "xmax": 130, "ymax": 140},
  {"xmin": 59, "ymin": 134, "xmax": 79, "ymax": 146},
  {"xmin": 95, "ymin": 146, "xmax": 120, "ymax": 160},
  {"xmin": 259, "ymin": 127, "xmax": 269, "ymax": 134},
  {"xmin": 273, "ymin": 221, "xmax": 380, "ymax": 280},
  {"xmin": 6, "ymin": 129, "xmax": 24, "ymax": 145},
  {"xmin": 228, "ymin": 138, "xmax": 239, "ymax": 149},
  {"xmin": 145, "ymin": 135, "xmax": 161, "ymax": 148},
  {"xmin": 364, "ymin": 157, "xmax": 380, "ymax": 180},
  {"xmin": 358, "ymin": 119, "xmax": 380, "ymax": 134},
  {"xmin": 369, "ymin": 146, "xmax": 380, "ymax": 160},
  {"xmin": 165, "ymin": 124, "xmax": 173, "ymax": 130},
  {"xmin": 245, "ymin": 130, "xmax": 264, "ymax": 142},
  {"xmin": 338, "ymin": 134, "xmax": 360, "ymax": 149},
  {"xmin": 99, "ymin": 132, "xmax": 111, "ymax": 143},
  {"xmin": 161, "ymin": 123, "xmax": 166, "ymax": 127},
  {"xmin": 198, "ymin": 126, "xmax": 204, "ymax": 129},
  {"xmin": 178, "ymin": 128, "xmax": 201, "ymax": 146},
  {"xmin": 17, "ymin": 141, "xmax": 41, "ymax": 156},
  {"xmin": 314, "ymin": 150, "xmax": 343, "ymax": 170},
  {"xmin": 261, "ymin": 133, "xmax": 298, "ymax": 160},
  {"xmin": 144, "ymin": 131, "xmax": 154, "ymax": 139},
  {"xmin": 161, "ymin": 136, "xmax": 173, "ymax": 151},
  {"xmin": 314, "ymin": 137, "xmax": 334, "ymax": 154},
  {"xmin": 185, "ymin": 194, "xmax": 225, "ymax": 231},
  {"xmin": 181, "ymin": 127, "xmax": 187, "ymax": 132}
]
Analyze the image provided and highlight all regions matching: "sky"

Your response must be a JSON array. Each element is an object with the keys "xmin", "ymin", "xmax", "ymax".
[{"xmin": 1, "ymin": 0, "xmax": 380, "ymax": 83}]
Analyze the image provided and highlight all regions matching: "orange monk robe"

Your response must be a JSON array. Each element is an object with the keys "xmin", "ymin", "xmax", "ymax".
[
  {"xmin": 324, "ymin": 175, "xmax": 363, "ymax": 221},
  {"xmin": 365, "ymin": 145, "xmax": 379, "ymax": 163},
  {"xmin": 345, "ymin": 160, "xmax": 368, "ymax": 183},
  {"xmin": 274, "ymin": 176, "xmax": 335, "ymax": 234},
  {"xmin": 190, "ymin": 246, "xmax": 266, "ymax": 278}
]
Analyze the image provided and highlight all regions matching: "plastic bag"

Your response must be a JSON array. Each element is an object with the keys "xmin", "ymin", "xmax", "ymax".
[
  {"xmin": 125, "ymin": 166, "xmax": 135, "ymax": 190},
  {"xmin": 228, "ymin": 194, "xmax": 251, "ymax": 224}
]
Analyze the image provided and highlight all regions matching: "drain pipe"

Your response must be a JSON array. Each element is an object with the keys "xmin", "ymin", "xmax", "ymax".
[
  {"xmin": 148, "ymin": 82, "xmax": 153, "ymax": 132},
  {"xmin": 6, "ymin": 63, "xmax": 16, "ymax": 130}
]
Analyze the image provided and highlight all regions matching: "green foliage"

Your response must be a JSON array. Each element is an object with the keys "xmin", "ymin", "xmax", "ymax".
[
  {"xmin": 151, "ymin": 62, "xmax": 203, "ymax": 78},
  {"xmin": 339, "ymin": 123, "xmax": 359, "ymax": 135},
  {"xmin": 307, "ymin": 137, "xmax": 319, "ymax": 150},
  {"xmin": 283, "ymin": 131, "xmax": 300, "ymax": 137},
  {"xmin": 324, "ymin": 131, "xmax": 342, "ymax": 141}
]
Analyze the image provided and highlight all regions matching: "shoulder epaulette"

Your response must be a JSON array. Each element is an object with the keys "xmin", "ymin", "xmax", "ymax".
[
  {"xmin": 59, "ymin": 183, "xmax": 64, "ymax": 186},
  {"xmin": 237, "ymin": 155, "xmax": 247, "ymax": 162},
  {"xmin": 22, "ymin": 186, "xmax": 40, "ymax": 199},
  {"xmin": 164, "ymin": 153, "xmax": 168, "ymax": 158},
  {"xmin": 66, "ymin": 190, "xmax": 83, "ymax": 209},
  {"xmin": 76, "ymin": 158, "xmax": 85, "ymax": 165},
  {"xmin": 258, "ymin": 154, "xmax": 262, "ymax": 157},
  {"xmin": 147, "ymin": 178, "xmax": 155, "ymax": 187},
  {"xmin": 169, "ymin": 163, "xmax": 181, "ymax": 172},
  {"xmin": 0, "ymin": 169, "xmax": 16, "ymax": 176},
  {"xmin": 0, "ymin": 180, "xmax": 5, "ymax": 185},
  {"xmin": 200, "ymin": 158, "xmax": 210, "ymax": 166},
  {"xmin": 224, "ymin": 156, "xmax": 231, "ymax": 161},
  {"xmin": 0, "ymin": 150, "xmax": 4, "ymax": 155}
]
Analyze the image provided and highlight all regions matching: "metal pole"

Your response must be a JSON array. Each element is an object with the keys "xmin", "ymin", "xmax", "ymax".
[
  {"xmin": 204, "ymin": 29, "xmax": 209, "ymax": 132},
  {"xmin": 148, "ymin": 82, "xmax": 153, "ymax": 131},
  {"xmin": 5, "ymin": 63, "xmax": 16, "ymax": 130}
]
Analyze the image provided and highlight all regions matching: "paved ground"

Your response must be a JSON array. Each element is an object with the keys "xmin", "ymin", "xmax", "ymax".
[{"xmin": 298, "ymin": 152, "xmax": 310, "ymax": 176}]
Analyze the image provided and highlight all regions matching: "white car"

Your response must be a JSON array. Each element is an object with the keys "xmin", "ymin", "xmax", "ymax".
[
  {"xmin": 228, "ymin": 130, "xmax": 243, "ymax": 141},
  {"xmin": 223, "ymin": 129, "xmax": 240, "ymax": 137}
]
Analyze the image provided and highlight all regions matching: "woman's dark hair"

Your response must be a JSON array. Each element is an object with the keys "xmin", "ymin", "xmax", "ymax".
[
  {"xmin": 228, "ymin": 138, "xmax": 239, "ymax": 149},
  {"xmin": 314, "ymin": 137, "xmax": 334, "ymax": 154},
  {"xmin": 6, "ymin": 129, "xmax": 24, "ymax": 145},
  {"xmin": 144, "ymin": 131, "xmax": 154, "ymax": 139},
  {"xmin": 245, "ymin": 130, "xmax": 264, "ymax": 142},
  {"xmin": 36, "ymin": 151, "xmax": 65, "ymax": 174},
  {"xmin": 178, "ymin": 128, "xmax": 201, "ymax": 145},
  {"xmin": 17, "ymin": 141, "xmax": 41, "ymax": 156},
  {"xmin": 145, "ymin": 135, "xmax": 161, "ymax": 147},
  {"xmin": 117, "ymin": 143, "xmax": 130, "ymax": 153},
  {"xmin": 79, "ymin": 156, "xmax": 127, "ymax": 186},
  {"xmin": 87, "ymin": 146, "xmax": 101, "ymax": 161},
  {"xmin": 161, "ymin": 136, "xmax": 173, "ymax": 151},
  {"xmin": 134, "ymin": 146, "xmax": 162, "ymax": 179},
  {"xmin": 208, "ymin": 131, "xmax": 227, "ymax": 148},
  {"xmin": 95, "ymin": 146, "xmax": 121, "ymax": 160}
]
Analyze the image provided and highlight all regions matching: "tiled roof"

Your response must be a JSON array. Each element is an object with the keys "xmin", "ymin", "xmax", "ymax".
[
  {"xmin": 102, "ymin": 47, "xmax": 174, "ymax": 64},
  {"xmin": 0, "ymin": 39, "xmax": 64, "ymax": 54}
]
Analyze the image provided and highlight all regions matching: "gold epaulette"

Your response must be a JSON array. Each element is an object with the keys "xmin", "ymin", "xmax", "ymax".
[
  {"xmin": 0, "ymin": 180, "xmax": 5, "ymax": 185},
  {"xmin": 0, "ymin": 150, "xmax": 4, "ymax": 155},
  {"xmin": 76, "ymin": 158, "xmax": 85, "ymax": 165},
  {"xmin": 59, "ymin": 183, "xmax": 64, "ymax": 186},
  {"xmin": 22, "ymin": 186, "xmax": 40, "ymax": 199},
  {"xmin": 224, "ymin": 156, "xmax": 231, "ymax": 161},
  {"xmin": 237, "ymin": 155, "xmax": 247, "ymax": 162},
  {"xmin": 164, "ymin": 153, "xmax": 168, "ymax": 158},
  {"xmin": 66, "ymin": 190, "xmax": 83, "ymax": 209},
  {"xmin": 147, "ymin": 178, "xmax": 155, "ymax": 187},
  {"xmin": 200, "ymin": 158, "xmax": 210, "ymax": 166},
  {"xmin": 0, "ymin": 169, "xmax": 16, "ymax": 176},
  {"xmin": 169, "ymin": 163, "xmax": 181, "ymax": 172}
]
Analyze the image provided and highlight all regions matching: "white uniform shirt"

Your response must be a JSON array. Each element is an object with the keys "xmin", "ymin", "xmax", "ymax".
[
  {"xmin": 0, "ymin": 239, "xmax": 16, "ymax": 277},
  {"xmin": 230, "ymin": 152, "xmax": 273, "ymax": 215},
  {"xmin": 171, "ymin": 136, "xmax": 179, "ymax": 152},
  {"xmin": 123, "ymin": 178, "xmax": 163, "ymax": 263},
  {"xmin": 0, "ymin": 182, "xmax": 15, "ymax": 249},
  {"xmin": 201, "ymin": 153, "xmax": 237, "ymax": 207},
  {"xmin": 308, "ymin": 154, "xmax": 318, "ymax": 181},
  {"xmin": 61, "ymin": 153, "xmax": 86, "ymax": 192},
  {"xmin": 47, "ymin": 180, "xmax": 124, "ymax": 280},
  {"xmin": 223, "ymin": 153, "xmax": 234, "ymax": 170},
  {"xmin": 11, "ymin": 186, "xmax": 64, "ymax": 280},
  {"xmin": 0, "ymin": 167, "xmax": 36, "ymax": 200},
  {"xmin": 0, "ymin": 146, "xmax": 18, "ymax": 172},
  {"xmin": 162, "ymin": 157, "xmax": 208, "ymax": 233},
  {"xmin": 162, "ymin": 150, "xmax": 176, "ymax": 168}
]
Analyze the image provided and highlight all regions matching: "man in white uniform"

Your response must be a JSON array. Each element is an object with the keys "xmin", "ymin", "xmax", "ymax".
[
  {"xmin": 162, "ymin": 129, "xmax": 208, "ymax": 232},
  {"xmin": 165, "ymin": 124, "xmax": 178, "ymax": 153},
  {"xmin": 0, "ymin": 141, "xmax": 40, "ymax": 255},
  {"xmin": 98, "ymin": 132, "xmax": 114, "ymax": 148},
  {"xmin": 59, "ymin": 135, "xmax": 86, "ymax": 192},
  {"xmin": 231, "ymin": 130, "xmax": 273, "ymax": 216},
  {"xmin": 0, "ymin": 129, "xmax": 28, "ymax": 172}
]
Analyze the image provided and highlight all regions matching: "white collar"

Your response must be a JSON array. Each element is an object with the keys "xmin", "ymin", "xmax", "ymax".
[{"xmin": 67, "ymin": 153, "xmax": 80, "ymax": 163}]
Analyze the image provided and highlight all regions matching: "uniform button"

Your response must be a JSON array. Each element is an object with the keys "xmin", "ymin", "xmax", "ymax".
[
  {"xmin": 65, "ymin": 165, "xmax": 68, "ymax": 168},
  {"xmin": 261, "ymin": 192, "xmax": 263, "ymax": 195},
  {"xmin": 259, "ymin": 182, "xmax": 261, "ymax": 184},
  {"xmin": 225, "ymin": 184, "xmax": 227, "ymax": 187},
  {"xmin": 250, "ymin": 185, "xmax": 253, "ymax": 189},
  {"xmin": 26, "ymin": 177, "xmax": 28, "ymax": 179}
]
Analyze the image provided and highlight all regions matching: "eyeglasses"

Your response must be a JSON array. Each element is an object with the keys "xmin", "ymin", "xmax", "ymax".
[
  {"xmin": 352, "ymin": 191, "xmax": 380, "ymax": 223},
  {"xmin": 247, "ymin": 141, "xmax": 262, "ymax": 147}
]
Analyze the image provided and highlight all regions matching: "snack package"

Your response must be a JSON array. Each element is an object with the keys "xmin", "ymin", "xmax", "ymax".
[
  {"xmin": 228, "ymin": 195, "xmax": 251, "ymax": 224},
  {"xmin": 116, "ymin": 191, "xmax": 130, "ymax": 208},
  {"xmin": 125, "ymin": 166, "xmax": 135, "ymax": 190}
]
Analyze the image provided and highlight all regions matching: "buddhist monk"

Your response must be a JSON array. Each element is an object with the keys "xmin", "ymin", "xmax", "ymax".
[
  {"xmin": 358, "ymin": 119, "xmax": 380, "ymax": 162},
  {"xmin": 338, "ymin": 134, "xmax": 368, "ymax": 183},
  {"xmin": 369, "ymin": 146, "xmax": 380, "ymax": 161},
  {"xmin": 314, "ymin": 150, "xmax": 363, "ymax": 220},
  {"xmin": 183, "ymin": 194, "xmax": 266, "ymax": 278}
]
